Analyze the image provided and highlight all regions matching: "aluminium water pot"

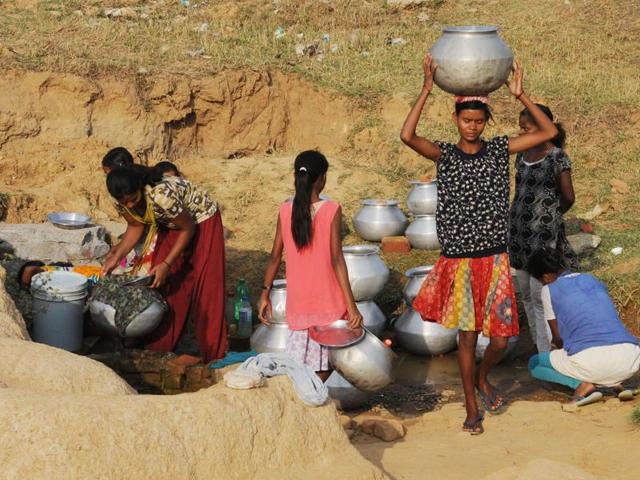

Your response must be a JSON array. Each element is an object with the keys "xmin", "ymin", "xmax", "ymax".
[
  {"xmin": 394, "ymin": 307, "xmax": 458, "ymax": 356},
  {"xmin": 405, "ymin": 214, "xmax": 440, "ymax": 250},
  {"xmin": 403, "ymin": 265, "xmax": 434, "ymax": 305},
  {"xmin": 407, "ymin": 180, "xmax": 437, "ymax": 215},
  {"xmin": 430, "ymin": 25, "xmax": 514, "ymax": 96},
  {"xmin": 352, "ymin": 199, "xmax": 408, "ymax": 242},
  {"xmin": 343, "ymin": 245, "xmax": 389, "ymax": 302}
]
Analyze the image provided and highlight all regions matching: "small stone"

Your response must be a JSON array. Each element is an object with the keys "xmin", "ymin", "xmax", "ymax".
[
  {"xmin": 561, "ymin": 402, "xmax": 578, "ymax": 413},
  {"xmin": 567, "ymin": 232, "xmax": 601, "ymax": 257},
  {"xmin": 387, "ymin": 0, "xmax": 427, "ymax": 7},
  {"xmin": 381, "ymin": 236, "xmax": 411, "ymax": 254},
  {"xmin": 359, "ymin": 418, "xmax": 406, "ymax": 442},
  {"xmin": 580, "ymin": 222, "xmax": 593, "ymax": 233}
]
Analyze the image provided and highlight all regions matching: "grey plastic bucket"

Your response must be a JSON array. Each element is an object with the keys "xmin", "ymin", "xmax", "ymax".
[{"xmin": 31, "ymin": 271, "xmax": 88, "ymax": 352}]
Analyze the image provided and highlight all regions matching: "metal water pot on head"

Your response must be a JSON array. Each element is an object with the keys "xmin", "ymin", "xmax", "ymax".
[{"xmin": 430, "ymin": 26, "xmax": 514, "ymax": 96}]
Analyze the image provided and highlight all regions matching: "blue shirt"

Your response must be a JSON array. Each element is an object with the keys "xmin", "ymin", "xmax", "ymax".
[{"xmin": 548, "ymin": 273, "xmax": 638, "ymax": 355}]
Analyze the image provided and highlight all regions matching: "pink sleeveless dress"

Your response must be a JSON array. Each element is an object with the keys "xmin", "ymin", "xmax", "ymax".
[{"xmin": 279, "ymin": 200, "xmax": 348, "ymax": 370}]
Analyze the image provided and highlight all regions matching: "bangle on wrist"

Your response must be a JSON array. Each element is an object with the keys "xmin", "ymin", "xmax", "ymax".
[
  {"xmin": 162, "ymin": 260, "xmax": 171, "ymax": 268},
  {"xmin": 516, "ymin": 91, "xmax": 525, "ymax": 100}
]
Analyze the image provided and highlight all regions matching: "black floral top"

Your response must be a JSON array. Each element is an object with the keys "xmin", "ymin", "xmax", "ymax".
[
  {"xmin": 509, "ymin": 147, "xmax": 578, "ymax": 270},
  {"xmin": 436, "ymin": 136, "xmax": 510, "ymax": 258}
]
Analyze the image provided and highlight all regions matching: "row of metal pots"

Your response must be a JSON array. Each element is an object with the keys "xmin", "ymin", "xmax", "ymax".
[{"xmin": 352, "ymin": 181, "xmax": 440, "ymax": 250}]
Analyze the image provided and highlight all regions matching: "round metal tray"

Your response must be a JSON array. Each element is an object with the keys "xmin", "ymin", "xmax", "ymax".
[
  {"xmin": 47, "ymin": 212, "xmax": 92, "ymax": 229},
  {"xmin": 309, "ymin": 320, "xmax": 364, "ymax": 348}
]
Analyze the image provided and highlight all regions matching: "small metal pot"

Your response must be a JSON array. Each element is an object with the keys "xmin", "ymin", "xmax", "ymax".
[
  {"xmin": 269, "ymin": 279, "xmax": 287, "ymax": 324},
  {"xmin": 430, "ymin": 26, "xmax": 513, "ymax": 95},
  {"xmin": 343, "ymin": 245, "xmax": 390, "ymax": 302},
  {"xmin": 352, "ymin": 199, "xmax": 408, "ymax": 242},
  {"xmin": 407, "ymin": 180, "xmax": 437, "ymax": 215},
  {"xmin": 403, "ymin": 265, "xmax": 434, "ymax": 305},
  {"xmin": 456, "ymin": 332, "xmax": 519, "ymax": 363},
  {"xmin": 405, "ymin": 214, "xmax": 440, "ymax": 250},
  {"xmin": 357, "ymin": 300, "xmax": 387, "ymax": 338},
  {"xmin": 329, "ymin": 330, "xmax": 394, "ymax": 392},
  {"xmin": 394, "ymin": 307, "xmax": 458, "ymax": 356},
  {"xmin": 326, "ymin": 370, "xmax": 374, "ymax": 411},
  {"xmin": 250, "ymin": 323, "xmax": 290, "ymax": 353},
  {"xmin": 89, "ymin": 300, "xmax": 165, "ymax": 338}
]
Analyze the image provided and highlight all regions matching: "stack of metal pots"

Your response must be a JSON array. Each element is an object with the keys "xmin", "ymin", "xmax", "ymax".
[
  {"xmin": 249, "ymin": 279, "xmax": 289, "ymax": 353},
  {"xmin": 352, "ymin": 199, "xmax": 408, "ymax": 242},
  {"xmin": 405, "ymin": 181, "xmax": 440, "ymax": 250},
  {"xmin": 394, "ymin": 265, "xmax": 458, "ymax": 356}
]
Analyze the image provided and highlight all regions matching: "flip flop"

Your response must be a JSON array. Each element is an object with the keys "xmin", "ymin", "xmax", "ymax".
[
  {"xmin": 476, "ymin": 386, "xmax": 506, "ymax": 415},
  {"xmin": 462, "ymin": 414, "xmax": 484, "ymax": 435},
  {"xmin": 573, "ymin": 391, "xmax": 604, "ymax": 407}
]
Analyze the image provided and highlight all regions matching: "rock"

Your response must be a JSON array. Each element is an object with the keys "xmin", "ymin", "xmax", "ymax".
[
  {"xmin": 104, "ymin": 7, "xmax": 138, "ymax": 19},
  {"xmin": 580, "ymin": 222, "xmax": 594, "ymax": 233},
  {"xmin": 387, "ymin": 0, "xmax": 427, "ymax": 7},
  {"xmin": 567, "ymin": 232, "xmax": 601, "ymax": 257},
  {"xmin": 339, "ymin": 414, "xmax": 355, "ymax": 429},
  {"xmin": 610, "ymin": 178, "xmax": 630, "ymax": 194},
  {"xmin": 359, "ymin": 417, "xmax": 406, "ymax": 442},
  {"xmin": 577, "ymin": 204, "xmax": 603, "ymax": 221},
  {"xmin": 0, "ymin": 223, "xmax": 110, "ymax": 263}
]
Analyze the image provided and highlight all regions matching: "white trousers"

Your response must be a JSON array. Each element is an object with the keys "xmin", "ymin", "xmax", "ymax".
[{"xmin": 516, "ymin": 269, "xmax": 551, "ymax": 352}]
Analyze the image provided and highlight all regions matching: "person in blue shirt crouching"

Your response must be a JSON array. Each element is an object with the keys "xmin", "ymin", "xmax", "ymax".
[{"xmin": 526, "ymin": 247, "xmax": 640, "ymax": 407}]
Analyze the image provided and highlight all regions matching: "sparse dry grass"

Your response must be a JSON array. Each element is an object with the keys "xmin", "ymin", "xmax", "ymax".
[{"xmin": 1, "ymin": 0, "xmax": 639, "ymax": 321}]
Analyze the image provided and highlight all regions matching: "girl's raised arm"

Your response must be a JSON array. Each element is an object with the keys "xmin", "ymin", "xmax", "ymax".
[
  {"xmin": 400, "ymin": 54, "xmax": 442, "ymax": 162},
  {"xmin": 507, "ymin": 61, "xmax": 558, "ymax": 154},
  {"xmin": 258, "ymin": 215, "xmax": 285, "ymax": 324}
]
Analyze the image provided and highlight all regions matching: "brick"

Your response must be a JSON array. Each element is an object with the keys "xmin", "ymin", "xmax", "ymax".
[
  {"xmin": 185, "ymin": 365, "xmax": 205, "ymax": 384},
  {"xmin": 381, "ymin": 236, "xmax": 411, "ymax": 254},
  {"xmin": 580, "ymin": 222, "xmax": 594, "ymax": 233},
  {"xmin": 119, "ymin": 349, "xmax": 174, "ymax": 373},
  {"xmin": 165, "ymin": 354, "xmax": 202, "ymax": 376}
]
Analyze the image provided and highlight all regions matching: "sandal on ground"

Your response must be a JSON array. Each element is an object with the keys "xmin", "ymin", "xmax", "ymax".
[
  {"xmin": 571, "ymin": 391, "xmax": 604, "ymax": 407},
  {"xmin": 462, "ymin": 414, "xmax": 484, "ymax": 435},
  {"xmin": 476, "ymin": 386, "xmax": 506, "ymax": 415}
]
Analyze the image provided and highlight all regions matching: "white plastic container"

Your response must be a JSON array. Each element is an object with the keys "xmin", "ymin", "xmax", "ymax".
[{"xmin": 31, "ymin": 271, "xmax": 88, "ymax": 352}]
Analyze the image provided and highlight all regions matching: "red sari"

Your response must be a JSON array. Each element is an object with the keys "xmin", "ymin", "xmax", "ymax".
[{"xmin": 145, "ymin": 211, "xmax": 227, "ymax": 362}]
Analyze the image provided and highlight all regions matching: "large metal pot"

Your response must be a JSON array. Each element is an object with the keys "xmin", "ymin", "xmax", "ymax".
[
  {"xmin": 326, "ymin": 370, "xmax": 374, "ymax": 411},
  {"xmin": 89, "ymin": 300, "xmax": 165, "ymax": 338},
  {"xmin": 403, "ymin": 265, "xmax": 434, "ymax": 304},
  {"xmin": 343, "ymin": 245, "xmax": 390, "ymax": 301},
  {"xmin": 250, "ymin": 323, "xmax": 290, "ymax": 353},
  {"xmin": 394, "ymin": 307, "xmax": 458, "ymax": 356},
  {"xmin": 352, "ymin": 199, "xmax": 408, "ymax": 242},
  {"xmin": 430, "ymin": 26, "xmax": 513, "ymax": 95},
  {"xmin": 407, "ymin": 180, "xmax": 437, "ymax": 215},
  {"xmin": 269, "ymin": 279, "xmax": 287, "ymax": 324},
  {"xmin": 456, "ymin": 332, "xmax": 519, "ymax": 363},
  {"xmin": 329, "ymin": 330, "xmax": 394, "ymax": 391},
  {"xmin": 357, "ymin": 301, "xmax": 387, "ymax": 338},
  {"xmin": 405, "ymin": 214, "xmax": 440, "ymax": 250}
]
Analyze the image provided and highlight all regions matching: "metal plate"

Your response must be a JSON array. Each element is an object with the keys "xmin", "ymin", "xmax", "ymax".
[
  {"xmin": 309, "ymin": 320, "xmax": 364, "ymax": 347},
  {"xmin": 47, "ymin": 212, "xmax": 92, "ymax": 229}
]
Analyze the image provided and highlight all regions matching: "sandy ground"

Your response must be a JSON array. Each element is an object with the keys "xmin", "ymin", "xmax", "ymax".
[{"xmin": 355, "ymin": 399, "xmax": 640, "ymax": 480}]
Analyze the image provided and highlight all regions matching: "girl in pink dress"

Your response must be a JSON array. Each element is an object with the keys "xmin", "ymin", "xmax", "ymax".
[{"xmin": 258, "ymin": 150, "xmax": 363, "ymax": 380}]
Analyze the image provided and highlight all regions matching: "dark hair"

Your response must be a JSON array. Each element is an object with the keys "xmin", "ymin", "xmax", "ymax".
[
  {"xmin": 525, "ymin": 247, "xmax": 566, "ymax": 280},
  {"xmin": 154, "ymin": 161, "xmax": 182, "ymax": 177},
  {"xmin": 520, "ymin": 104, "xmax": 566, "ymax": 149},
  {"xmin": 106, "ymin": 165, "xmax": 163, "ymax": 201},
  {"xmin": 455, "ymin": 100, "xmax": 494, "ymax": 122},
  {"xmin": 102, "ymin": 147, "xmax": 134, "ymax": 170},
  {"xmin": 291, "ymin": 150, "xmax": 329, "ymax": 249}
]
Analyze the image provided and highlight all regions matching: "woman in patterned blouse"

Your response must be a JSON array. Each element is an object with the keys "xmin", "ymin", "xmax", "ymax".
[
  {"xmin": 400, "ymin": 54, "xmax": 558, "ymax": 434},
  {"xmin": 102, "ymin": 165, "xmax": 227, "ymax": 362}
]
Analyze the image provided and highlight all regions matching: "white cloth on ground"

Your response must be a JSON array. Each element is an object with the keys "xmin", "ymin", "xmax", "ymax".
[
  {"xmin": 223, "ymin": 352, "xmax": 328, "ymax": 407},
  {"xmin": 550, "ymin": 343, "xmax": 640, "ymax": 387}
]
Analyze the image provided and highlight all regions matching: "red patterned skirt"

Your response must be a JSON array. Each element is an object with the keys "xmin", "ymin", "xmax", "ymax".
[{"xmin": 412, "ymin": 252, "xmax": 519, "ymax": 337}]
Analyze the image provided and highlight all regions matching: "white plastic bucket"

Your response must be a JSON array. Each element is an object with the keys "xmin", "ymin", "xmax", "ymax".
[{"xmin": 31, "ymin": 271, "xmax": 88, "ymax": 352}]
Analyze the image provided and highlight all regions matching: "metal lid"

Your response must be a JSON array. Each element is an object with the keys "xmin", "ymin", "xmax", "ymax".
[{"xmin": 443, "ymin": 25, "xmax": 498, "ymax": 34}]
